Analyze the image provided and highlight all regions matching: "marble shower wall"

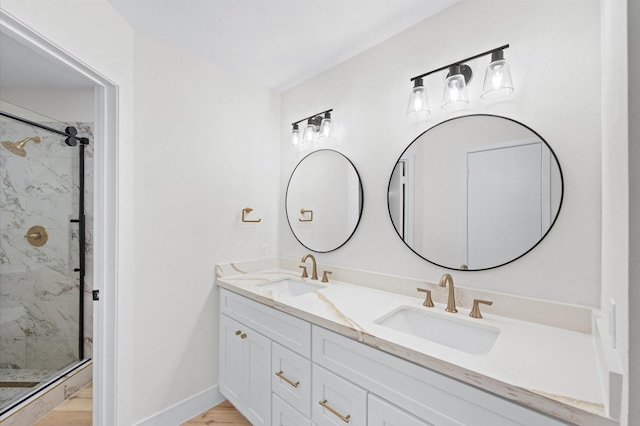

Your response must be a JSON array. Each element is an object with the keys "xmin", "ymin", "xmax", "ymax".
[{"xmin": 0, "ymin": 119, "xmax": 93, "ymax": 371}]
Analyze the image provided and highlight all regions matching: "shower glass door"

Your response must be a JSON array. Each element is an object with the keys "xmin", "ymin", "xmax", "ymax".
[{"xmin": 0, "ymin": 103, "xmax": 84, "ymax": 412}]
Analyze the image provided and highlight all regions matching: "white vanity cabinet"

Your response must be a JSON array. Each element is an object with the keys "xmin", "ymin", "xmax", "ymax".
[{"xmin": 219, "ymin": 288, "xmax": 573, "ymax": 426}]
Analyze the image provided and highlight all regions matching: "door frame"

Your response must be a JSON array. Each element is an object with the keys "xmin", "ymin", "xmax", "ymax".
[{"xmin": 0, "ymin": 10, "xmax": 120, "ymax": 425}]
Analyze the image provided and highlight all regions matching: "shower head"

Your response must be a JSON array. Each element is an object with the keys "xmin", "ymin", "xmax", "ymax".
[{"xmin": 1, "ymin": 136, "xmax": 41, "ymax": 157}]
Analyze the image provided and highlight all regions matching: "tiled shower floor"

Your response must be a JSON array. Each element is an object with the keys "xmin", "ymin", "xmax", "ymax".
[{"xmin": 0, "ymin": 368, "xmax": 59, "ymax": 410}]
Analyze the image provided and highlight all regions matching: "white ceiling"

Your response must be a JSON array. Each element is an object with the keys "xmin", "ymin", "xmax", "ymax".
[{"xmin": 1, "ymin": 0, "xmax": 460, "ymax": 92}]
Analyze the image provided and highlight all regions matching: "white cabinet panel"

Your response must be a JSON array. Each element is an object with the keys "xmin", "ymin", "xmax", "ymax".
[
  {"xmin": 273, "ymin": 394, "xmax": 313, "ymax": 426},
  {"xmin": 219, "ymin": 313, "xmax": 271, "ymax": 426},
  {"xmin": 312, "ymin": 364, "xmax": 367, "ymax": 426},
  {"xmin": 312, "ymin": 325, "xmax": 569, "ymax": 426},
  {"xmin": 272, "ymin": 342, "xmax": 312, "ymax": 418},
  {"xmin": 368, "ymin": 394, "xmax": 433, "ymax": 426},
  {"xmin": 220, "ymin": 288, "xmax": 311, "ymax": 357}
]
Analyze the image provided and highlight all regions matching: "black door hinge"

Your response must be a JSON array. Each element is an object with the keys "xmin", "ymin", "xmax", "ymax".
[{"xmin": 92, "ymin": 290, "xmax": 100, "ymax": 301}]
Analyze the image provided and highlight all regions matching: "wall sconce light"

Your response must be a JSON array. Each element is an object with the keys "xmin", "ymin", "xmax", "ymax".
[
  {"xmin": 407, "ymin": 44, "xmax": 513, "ymax": 114},
  {"xmin": 291, "ymin": 109, "xmax": 333, "ymax": 146}
]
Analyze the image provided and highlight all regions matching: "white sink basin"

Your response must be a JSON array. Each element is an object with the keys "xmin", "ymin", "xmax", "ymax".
[
  {"xmin": 375, "ymin": 306, "xmax": 499, "ymax": 355},
  {"xmin": 257, "ymin": 279, "xmax": 325, "ymax": 297}
]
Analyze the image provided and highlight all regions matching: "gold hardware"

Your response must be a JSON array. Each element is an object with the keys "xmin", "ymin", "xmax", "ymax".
[
  {"xmin": 470, "ymin": 299, "xmax": 493, "ymax": 319},
  {"xmin": 439, "ymin": 273, "xmax": 457, "ymax": 313},
  {"xmin": 460, "ymin": 264, "xmax": 468, "ymax": 270},
  {"xmin": 1, "ymin": 136, "xmax": 41, "ymax": 157},
  {"xmin": 299, "ymin": 208, "xmax": 313, "ymax": 222},
  {"xmin": 275, "ymin": 371, "xmax": 300, "ymax": 388},
  {"xmin": 301, "ymin": 254, "xmax": 318, "ymax": 280},
  {"xmin": 299, "ymin": 265, "xmax": 309, "ymax": 278},
  {"xmin": 321, "ymin": 270, "xmax": 332, "ymax": 283},
  {"xmin": 319, "ymin": 400, "xmax": 350, "ymax": 423},
  {"xmin": 240, "ymin": 333, "xmax": 247, "ymax": 339},
  {"xmin": 235, "ymin": 330, "xmax": 242, "ymax": 336},
  {"xmin": 417, "ymin": 288, "xmax": 434, "ymax": 307},
  {"xmin": 241, "ymin": 207, "xmax": 261, "ymax": 223},
  {"xmin": 24, "ymin": 225, "xmax": 48, "ymax": 247}
]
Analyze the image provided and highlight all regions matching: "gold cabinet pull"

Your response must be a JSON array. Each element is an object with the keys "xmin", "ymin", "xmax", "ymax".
[
  {"xmin": 275, "ymin": 370, "xmax": 299, "ymax": 388},
  {"xmin": 235, "ymin": 330, "xmax": 242, "ymax": 336},
  {"xmin": 319, "ymin": 399, "xmax": 350, "ymax": 423},
  {"xmin": 299, "ymin": 208, "xmax": 313, "ymax": 222},
  {"xmin": 241, "ymin": 207, "xmax": 261, "ymax": 223},
  {"xmin": 240, "ymin": 333, "xmax": 247, "ymax": 339}
]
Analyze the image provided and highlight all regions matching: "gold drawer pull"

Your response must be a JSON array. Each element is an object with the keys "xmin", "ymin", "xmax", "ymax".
[
  {"xmin": 319, "ymin": 399, "xmax": 350, "ymax": 423},
  {"xmin": 275, "ymin": 370, "xmax": 299, "ymax": 388}
]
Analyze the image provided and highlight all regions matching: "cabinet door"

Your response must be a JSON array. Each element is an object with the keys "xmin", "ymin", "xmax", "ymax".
[
  {"xmin": 219, "ymin": 313, "xmax": 271, "ymax": 426},
  {"xmin": 368, "ymin": 394, "xmax": 433, "ymax": 426},
  {"xmin": 244, "ymin": 325, "xmax": 271, "ymax": 426},
  {"xmin": 219, "ymin": 314, "xmax": 245, "ymax": 408}
]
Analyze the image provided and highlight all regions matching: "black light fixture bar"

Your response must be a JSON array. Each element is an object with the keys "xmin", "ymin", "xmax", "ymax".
[
  {"xmin": 291, "ymin": 108, "xmax": 333, "ymax": 126},
  {"xmin": 409, "ymin": 44, "xmax": 509, "ymax": 82}
]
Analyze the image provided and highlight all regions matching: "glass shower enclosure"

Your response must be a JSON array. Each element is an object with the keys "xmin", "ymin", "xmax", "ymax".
[{"xmin": 0, "ymin": 102, "xmax": 90, "ymax": 413}]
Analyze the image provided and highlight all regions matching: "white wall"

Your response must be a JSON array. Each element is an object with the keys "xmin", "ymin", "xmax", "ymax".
[
  {"xmin": 1, "ymin": 1, "xmax": 280, "ymax": 424},
  {"xmin": 627, "ymin": 0, "xmax": 639, "ymax": 424},
  {"xmin": 0, "ymin": 88, "xmax": 94, "ymax": 122},
  {"xmin": 130, "ymin": 33, "xmax": 280, "ymax": 421},
  {"xmin": 600, "ymin": 0, "xmax": 630, "ymax": 423},
  {"xmin": 281, "ymin": 0, "xmax": 602, "ymax": 305}
]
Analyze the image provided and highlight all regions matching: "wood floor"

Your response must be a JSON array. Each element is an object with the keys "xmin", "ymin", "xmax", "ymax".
[{"xmin": 33, "ymin": 383, "xmax": 250, "ymax": 425}]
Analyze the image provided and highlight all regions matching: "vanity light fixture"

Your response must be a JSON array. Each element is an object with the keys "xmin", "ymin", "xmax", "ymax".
[
  {"xmin": 291, "ymin": 109, "xmax": 333, "ymax": 146},
  {"xmin": 406, "ymin": 44, "xmax": 512, "ymax": 114}
]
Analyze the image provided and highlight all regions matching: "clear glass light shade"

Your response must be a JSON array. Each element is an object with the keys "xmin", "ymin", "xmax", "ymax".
[
  {"xmin": 481, "ymin": 59, "xmax": 514, "ymax": 99},
  {"xmin": 291, "ymin": 125, "xmax": 300, "ymax": 146},
  {"xmin": 303, "ymin": 120, "xmax": 317, "ymax": 143},
  {"xmin": 441, "ymin": 73, "xmax": 469, "ymax": 110},
  {"xmin": 319, "ymin": 117, "xmax": 331, "ymax": 139},
  {"xmin": 406, "ymin": 79, "xmax": 430, "ymax": 116}
]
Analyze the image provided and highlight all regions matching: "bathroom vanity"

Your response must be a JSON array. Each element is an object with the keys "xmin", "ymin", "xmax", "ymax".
[{"xmin": 216, "ymin": 259, "xmax": 618, "ymax": 426}]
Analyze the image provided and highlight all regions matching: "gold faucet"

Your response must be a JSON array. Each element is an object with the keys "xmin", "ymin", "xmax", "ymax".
[
  {"xmin": 439, "ymin": 273, "xmax": 457, "ymax": 313},
  {"xmin": 301, "ymin": 254, "xmax": 318, "ymax": 280}
]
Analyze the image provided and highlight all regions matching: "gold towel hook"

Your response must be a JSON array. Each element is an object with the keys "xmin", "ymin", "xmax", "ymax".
[
  {"xmin": 241, "ymin": 207, "xmax": 261, "ymax": 223},
  {"xmin": 299, "ymin": 208, "xmax": 313, "ymax": 222}
]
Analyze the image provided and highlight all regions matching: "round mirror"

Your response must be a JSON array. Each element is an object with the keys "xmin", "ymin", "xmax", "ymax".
[
  {"xmin": 388, "ymin": 114, "xmax": 563, "ymax": 271},
  {"xmin": 286, "ymin": 149, "xmax": 364, "ymax": 252}
]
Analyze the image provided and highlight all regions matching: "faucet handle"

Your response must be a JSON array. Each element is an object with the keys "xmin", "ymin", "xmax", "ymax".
[
  {"xmin": 417, "ymin": 288, "xmax": 434, "ymax": 307},
  {"xmin": 299, "ymin": 265, "xmax": 308, "ymax": 278},
  {"xmin": 321, "ymin": 270, "xmax": 332, "ymax": 283},
  {"xmin": 470, "ymin": 299, "xmax": 493, "ymax": 319}
]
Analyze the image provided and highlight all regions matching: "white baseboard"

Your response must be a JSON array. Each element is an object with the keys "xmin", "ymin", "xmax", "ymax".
[{"xmin": 135, "ymin": 385, "xmax": 225, "ymax": 426}]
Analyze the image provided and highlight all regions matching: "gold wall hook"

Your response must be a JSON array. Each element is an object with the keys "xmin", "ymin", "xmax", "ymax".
[
  {"xmin": 299, "ymin": 208, "xmax": 313, "ymax": 222},
  {"xmin": 241, "ymin": 207, "xmax": 261, "ymax": 223},
  {"xmin": 25, "ymin": 225, "xmax": 48, "ymax": 247}
]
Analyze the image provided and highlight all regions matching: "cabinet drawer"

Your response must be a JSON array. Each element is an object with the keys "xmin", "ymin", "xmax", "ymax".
[
  {"xmin": 368, "ymin": 394, "xmax": 433, "ymax": 426},
  {"xmin": 312, "ymin": 364, "xmax": 366, "ymax": 426},
  {"xmin": 273, "ymin": 394, "xmax": 312, "ymax": 426},
  {"xmin": 220, "ymin": 288, "xmax": 311, "ymax": 357},
  {"xmin": 272, "ymin": 342, "xmax": 312, "ymax": 418}
]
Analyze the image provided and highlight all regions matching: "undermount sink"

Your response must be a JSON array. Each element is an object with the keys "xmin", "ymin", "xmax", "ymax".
[
  {"xmin": 375, "ymin": 306, "xmax": 499, "ymax": 355},
  {"xmin": 257, "ymin": 279, "xmax": 325, "ymax": 297}
]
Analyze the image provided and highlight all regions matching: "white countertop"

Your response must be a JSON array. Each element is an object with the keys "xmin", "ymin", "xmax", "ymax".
[{"xmin": 216, "ymin": 264, "xmax": 617, "ymax": 426}]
